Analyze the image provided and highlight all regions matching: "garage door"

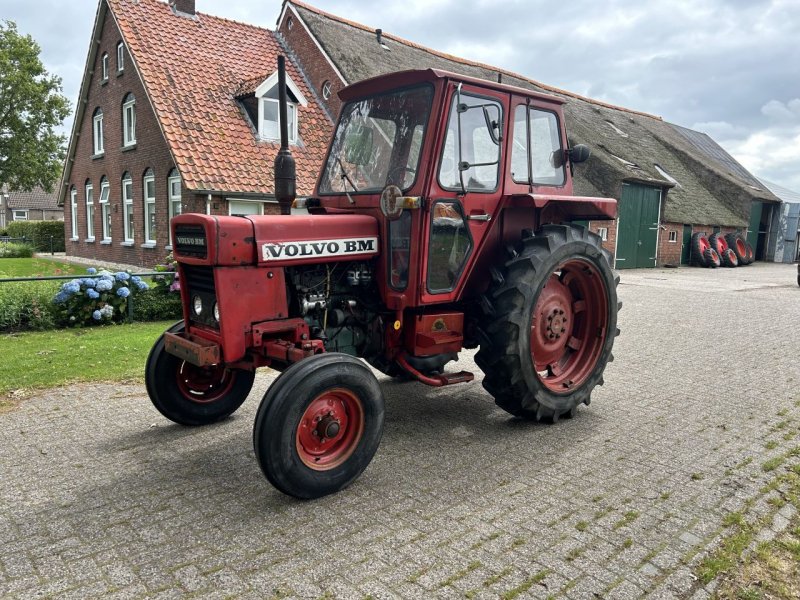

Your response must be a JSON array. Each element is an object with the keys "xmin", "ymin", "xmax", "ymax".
[{"xmin": 615, "ymin": 183, "xmax": 661, "ymax": 269}]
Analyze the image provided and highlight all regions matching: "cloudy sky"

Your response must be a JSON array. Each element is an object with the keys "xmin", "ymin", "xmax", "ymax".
[{"xmin": 5, "ymin": 0, "xmax": 800, "ymax": 191}]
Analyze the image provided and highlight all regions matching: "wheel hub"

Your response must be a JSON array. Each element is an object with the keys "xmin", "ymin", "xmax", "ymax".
[
  {"xmin": 315, "ymin": 413, "xmax": 342, "ymax": 440},
  {"xmin": 546, "ymin": 309, "xmax": 568, "ymax": 340},
  {"xmin": 296, "ymin": 389, "xmax": 364, "ymax": 471}
]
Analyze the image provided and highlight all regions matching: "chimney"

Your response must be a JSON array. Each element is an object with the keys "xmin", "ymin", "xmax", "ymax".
[
  {"xmin": 376, "ymin": 29, "xmax": 389, "ymax": 50},
  {"xmin": 170, "ymin": 0, "xmax": 196, "ymax": 16}
]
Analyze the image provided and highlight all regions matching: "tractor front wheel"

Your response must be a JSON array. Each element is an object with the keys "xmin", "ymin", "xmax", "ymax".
[
  {"xmin": 253, "ymin": 353, "xmax": 385, "ymax": 499},
  {"xmin": 145, "ymin": 322, "xmax": 255, "ymax": 426},
  {"xmin": 475, "ymin": 224, "xmax": 619, "ymax": 421}
]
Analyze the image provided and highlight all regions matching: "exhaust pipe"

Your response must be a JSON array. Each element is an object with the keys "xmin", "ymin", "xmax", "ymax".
[{"xmin": 274, "ymin": 55, "xmax": 296, "ymax": 215}]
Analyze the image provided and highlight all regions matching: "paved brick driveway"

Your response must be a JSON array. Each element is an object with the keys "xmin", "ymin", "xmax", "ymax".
[{"xmin": 1, "ymin": 263, "xmax": 798, "ymax": 599}]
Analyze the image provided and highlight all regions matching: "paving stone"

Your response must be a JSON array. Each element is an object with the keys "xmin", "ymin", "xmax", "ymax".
[{"xmin": 0, "ymin": 263, "xmax": 798, "ymax": 597}]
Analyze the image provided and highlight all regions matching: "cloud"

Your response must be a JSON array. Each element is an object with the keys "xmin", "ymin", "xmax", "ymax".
[{"xmin": 761, "ymin": 99, "xmax": 800, "ymax": 121}]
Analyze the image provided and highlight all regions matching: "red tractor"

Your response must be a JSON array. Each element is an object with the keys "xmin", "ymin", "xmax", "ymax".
[{"xmin": 145, "ymin": 58, "xmax": 620, "ymax": 499}]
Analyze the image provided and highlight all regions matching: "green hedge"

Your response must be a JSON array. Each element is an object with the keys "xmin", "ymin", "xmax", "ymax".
[
  {"xmin": 0, "ymin": 281, "xmax": 59, "ymax": 331},
  {"xmin": 5, "ymin": 220, "xmax": 66, "ymax": 252},
  {"xmin": 131, "ymin": 289, "xmax": 183, "ymax": 322},
  {"xmin": 0, "ymin": 243, "xmax": 35, "ymax": 258}
]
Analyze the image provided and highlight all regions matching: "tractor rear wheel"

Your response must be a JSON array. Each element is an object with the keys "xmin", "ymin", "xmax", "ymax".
[
  {"xmin": 145, "ymin": 322, "xmax": 255, "ymax": 426},
  {"xmin": 253, "ymin": 353, "xmax": 384, "ymax": 499},
  {"xmin": 475, "ymin": 224, "xmax": 619, "ymax": 421}
]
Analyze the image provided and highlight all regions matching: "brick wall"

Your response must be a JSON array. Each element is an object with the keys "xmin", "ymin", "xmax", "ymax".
[
  {"xmin": 277, "ymin": 7, "xmax": 344, "ymax": 120},
  {"xmin": 587, "ymin": 219, "xmax": 617, "ymax": 259},
  {"xmin": 64, "ymin": 8, "xmax": 177, "ymax": 268}
]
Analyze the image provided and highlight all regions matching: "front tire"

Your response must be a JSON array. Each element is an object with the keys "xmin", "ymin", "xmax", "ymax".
[
  {"xmin": 253, "ymin": 353, "xmax": 385, "ymax": 499},
  {"xmin": 475, "ymin": 224, "xmax": 619, "ymax": 421},
  {"xmin": 145, "ymin": 322, "xmax": 255, "ymax": 426}
]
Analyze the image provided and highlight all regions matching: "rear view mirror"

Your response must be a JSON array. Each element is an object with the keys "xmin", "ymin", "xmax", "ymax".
[
  {"xmin": 569, "ymin": 144, "xmax": 591, "ymax": 164},
  {"xmin": 344, "ymin": 126, "xmax": 373, "ymax": 166}
]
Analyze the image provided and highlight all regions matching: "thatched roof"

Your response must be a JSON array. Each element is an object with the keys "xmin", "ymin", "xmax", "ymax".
[{"xmin": 289, "ymin": 0, "xmax": 779, "ymax": 227}]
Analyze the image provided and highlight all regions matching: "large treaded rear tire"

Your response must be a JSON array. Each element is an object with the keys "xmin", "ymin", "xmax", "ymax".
[{"xmin": 474, "ymin": 224, "xmax": 619, "ymax": 421}]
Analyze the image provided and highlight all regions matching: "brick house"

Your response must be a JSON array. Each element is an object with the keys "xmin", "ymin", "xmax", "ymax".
[
  {"xmin": 1, "ymin": 186, "xmax": 62, "ymax": 229},
  {"xmin": 276, "ymin": 0, "xmax": 780, "ymax": 268},
  {"xmin": 59, "ymin": 0, "xmax": 331, "ymax": 267}
]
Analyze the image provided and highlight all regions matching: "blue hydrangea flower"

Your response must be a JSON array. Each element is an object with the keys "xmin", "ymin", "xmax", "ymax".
[
  {"xmin": 115, "ymin": 272, "xmax": 130, "ymax": 282},
  {"xmin": 92, "ymin": 310, "xmax": 102, "ymax": 321},
  {"xmin": 81, "ymin": 278, "xmax": 97, "ymax": 288},
  {"xmin": 96, "ymin": 279, "xmax": 113, "ymax": 292},
  {"xmin": 86, "ymin": 267, "xmax": 97, "ymax": 275},
  {"xmin": 54, "ymin": 291, "xmax": 70, "ymax": 304},
  {"xmin": 63, "ymin": 280, "xmax": 81, "ymax": 294},
  {"xmin": 116, "ymin": 287, "xmax": 130, "ymax": 298},
  {"xmin": 100, "ymin": 305, "xmax": 114, "ymax": 317},
  {"xmin": 131, "ymin": 276, "xmax": 149, "ymax": 291},
  {"xmin": 87, "ymin": 289, "xmax": 100, "ymax": 299}
]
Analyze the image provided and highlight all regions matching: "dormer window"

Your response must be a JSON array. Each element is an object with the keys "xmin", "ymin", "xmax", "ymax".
[{"xmin": 254, "ymin": 71, "xmax": 308, "ymax": 143}]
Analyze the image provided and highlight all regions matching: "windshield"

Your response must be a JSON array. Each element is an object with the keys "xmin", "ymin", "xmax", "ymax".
[{"xmin": 319, "ymin": 85, "xmax": 433, "ymax": 194}]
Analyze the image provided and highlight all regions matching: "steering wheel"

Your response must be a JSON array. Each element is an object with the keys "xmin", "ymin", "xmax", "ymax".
[{"xmin": 387, "ymin": 165, "xmax": 417, "ymax": 187}]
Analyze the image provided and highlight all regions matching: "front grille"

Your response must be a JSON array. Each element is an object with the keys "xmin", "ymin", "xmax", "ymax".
[
  {"xmin": 182, "ymin": 265, "xmax": 218, "ymax": 328},
  {"xmin": 174, "ymin": 224, "xmax": 207, "ymax": 259}
]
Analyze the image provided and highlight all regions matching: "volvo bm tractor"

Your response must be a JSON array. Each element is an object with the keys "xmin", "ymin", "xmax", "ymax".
[{"xmin": 145, "ymin": 58, "xmax": 620, "ymax": 499}]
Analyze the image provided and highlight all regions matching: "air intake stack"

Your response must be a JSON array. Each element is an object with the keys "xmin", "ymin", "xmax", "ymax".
[{"xmin": 274, "ymin": 55, "xmax": 296, "ymax": 215}]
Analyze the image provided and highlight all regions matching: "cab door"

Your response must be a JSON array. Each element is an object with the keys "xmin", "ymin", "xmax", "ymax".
[{"xmin": 420, "ymin": 83, "xmax": 506, "ymax": 304}]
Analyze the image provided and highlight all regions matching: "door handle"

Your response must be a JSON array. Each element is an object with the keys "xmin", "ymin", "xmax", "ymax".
[
  {"xmin": 637, "ymin": 240, "xmax": 642, "ymax": 246},
  {"xmin": 467, "ymin": 214, "xmax": 491, "ymax": 222}
]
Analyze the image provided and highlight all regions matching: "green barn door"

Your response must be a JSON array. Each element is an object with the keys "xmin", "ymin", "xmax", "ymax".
[
  {"xmin": 747, "ymin": 202, "xmax": 762, "ymax": 248},
  {"xmin": 681, "ymin": 224, "xmax": 693, "ymax": 265},
  {"xmin": 615, "ymin": 183, "xmax": 662, "ymax": 269}
]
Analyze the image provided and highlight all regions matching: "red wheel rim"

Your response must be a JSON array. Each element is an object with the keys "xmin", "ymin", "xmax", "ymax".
[
  {"xmin": 717, "ymin": 237, "xmax": 727, "ymax": 253},
  {"xmin": 296, "ymin": 388, "xmax": 364, "ymax": 471},
  {"xmin": 735, "ymin": 238, "xmax": 746, "ymax": 256},
  {"xmin": 176, "ymin": 362, "xmax": 236, "ymax": 403},
  {"xmin": 698, "ymin": 237, "xmax": 710, "ymax": 253},
  {"xmin": 710, "ymin": 249, "xmax": 719, "ymax": 265},
  {"xmin": 530, "ymin": 259, "xmax": 608, "ymax": 394}
]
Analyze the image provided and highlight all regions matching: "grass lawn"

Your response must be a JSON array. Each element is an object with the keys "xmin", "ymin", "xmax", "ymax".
[
  {"xmin": 0, "ymin": 321, "xmax": 175, "ymax": 405},
  {"xmin": 0, "ymin": 257, "xmax": 85, "ymax": 278}
]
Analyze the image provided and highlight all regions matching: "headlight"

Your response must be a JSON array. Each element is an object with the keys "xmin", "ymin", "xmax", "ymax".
[
  {"xmin": 213, "ymin": 302, "xmax": 220, "ymax": 322},
  {"xmin": 192, "ymin": 295, "xmax": 203, "ymax": 315}
]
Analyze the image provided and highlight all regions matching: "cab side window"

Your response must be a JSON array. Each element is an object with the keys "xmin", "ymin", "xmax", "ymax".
[
  {"xmin": 427, "ymin": 201, "xmax": 472, "ymax": 293},
  {"xmin": 438, "ymin": 93, "xmax": 503, "ymax": 192},
  {"xmin": 511, "ymin": 106, "xmax": 566, "ymax": 187}
]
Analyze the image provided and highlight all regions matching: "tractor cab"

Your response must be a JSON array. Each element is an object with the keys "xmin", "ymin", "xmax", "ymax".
[{"xmin": 304, "ymin": 69, "xmax": 614, "ymax": 310}]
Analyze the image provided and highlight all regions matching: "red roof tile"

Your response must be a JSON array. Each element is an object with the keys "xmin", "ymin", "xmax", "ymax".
[{"xmin": 109, "ymin": 0, "xmax": 331, "ymax": 196}]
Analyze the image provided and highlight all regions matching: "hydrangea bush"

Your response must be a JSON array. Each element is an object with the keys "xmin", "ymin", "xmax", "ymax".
[
  {"xmin": 53, "ymin": 268, "xmax": 149, "ymax": 325},
  {"xmin": 153, "ymin": 253, "xmax": 180, "ymax": 294}
]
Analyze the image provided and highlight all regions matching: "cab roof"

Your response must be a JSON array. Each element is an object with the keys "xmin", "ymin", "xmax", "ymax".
[{"xmin": 339, "ymin": 68, "xmax": 566, "ymax": 106}]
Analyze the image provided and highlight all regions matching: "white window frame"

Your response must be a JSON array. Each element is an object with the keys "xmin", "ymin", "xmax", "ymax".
[
  {"xmin": 101, "ymin": 53, "xmax": 108, "ymax": 81},
  {"xmin": 70, "ymin": 189, "xmax": 78, "ymax": 239},
  {"xmin": 12, "ymin": 210, "xmax": 28, "ymax": 221},
  {"xmin": 123, "ymin": 96, "xmax": 136, "ymax": 147},
  {"xmin": 668, "ymin": 230, "xmax": 678, "ymax": 243},
  {"xmin": 167, "ymin": 172, "xmax": 181, "ymax": 247},
  {"xmin": 117, "ymin": 42, "xmax": 124, "ymax": 72},
  {"xmin": 99, "ymin": 179, "xmax": 111, "ymax": 241},
  {"xmin": 228, "ymin": 199, "xmax": 265, "ymax": 216},
  {"xmin": 85, "ymin": 183, "xmax": 95, "ymax": 241},
  {"xmin": 597, "ymin": 227, "xmax": 608, "ymax": 242},
  {"xmin": 93, "ymin": 110, "xmax": 104, "ymax": 155},
  {"xmin": 254, "ymin": 71, "xmax": 308, "ymax": 143},
  {"xmin": 143, "ymin": 172, "xmax": 156, "ymax": 245},
  {"xmin": 122, "ymin": 174, "xmax": 134, "ymax": 243}
]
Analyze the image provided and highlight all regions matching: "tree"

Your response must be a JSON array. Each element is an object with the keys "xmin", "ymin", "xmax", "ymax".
[{"xmin": 0, "ymin": 20, "xmax": 70, "ymax": 193}]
